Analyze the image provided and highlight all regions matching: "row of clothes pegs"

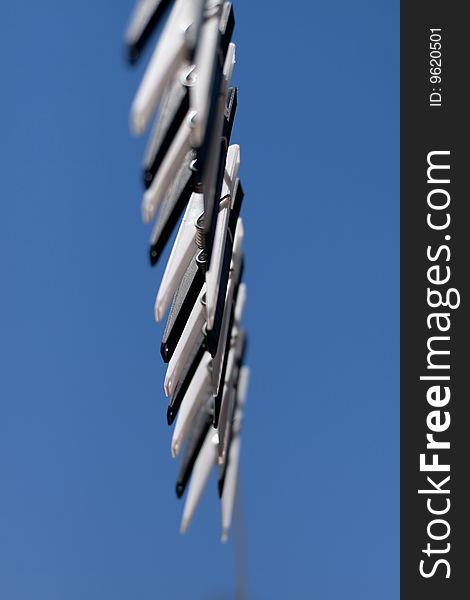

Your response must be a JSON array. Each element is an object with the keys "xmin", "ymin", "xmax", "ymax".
[{"xmin": 124, "ymin": 0, "xmax": 250, "ymax": 542}]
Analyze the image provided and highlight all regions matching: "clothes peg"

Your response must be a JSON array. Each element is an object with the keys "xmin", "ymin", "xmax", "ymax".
[
  {"xmin": 217, "ymin": 308, "xmax": 246, "ymax": 466},
  {"xmin": 220, "ymin": 432, "xmax": 240, "ymax": 542},
  {"xmin": 176, "ymin": 394, "xmax": 213, "ymax": 498},
  {"xmin": 130, "ymin": 0, "xmax": 205, "ymax": 135},
  {"xmin": 205, "ymin": 144, "xmax": 240, "ymax": 330},
  {"xmin": 210, "ymin": 218, "xmax": 244, "ymax": 409},
  {"xmin": 160, "ymin": 255, "xmax": 204, "ymax": 362},
  {"xmin": 205, "ymin": 177, "xmax": 243, "ymax": 356},
  {"xmin": 166, "ymin": 334, "xmax": 206, "ymax": 425},
  {"xmin": 195, "ymin": 42, "xmax": 236, "ymax": 268},
  {"xmin": 164, "ymin": 284, "xmax": 206, "ymax": 398},
  {"xmin": 148, "ymin": 86, "xmax": 237, "ymax": 266},
  {"xmin": 180, "ymin": 426, "xmax": 218, "ymax": 533},
  {"xmin": 125, "ymin": 0, "xmax": 174, "ymax": 63},
  {"xmin": 218, "ymin": 365, "xmax": 249, "ymax": 502},
  {"xmin": 189, "ymin": 2, "xmax": 234, "ymax": 147},
  {"xmin": 148, "ymin": 152, "xmax": 194, "ymax": 266},
  {"xmin": 171, "ymin": 351, "xmax": 212, "ymax": 458},
  {"xmin": 154, "ymin": 192, "xmax": 204, "ymax": 321},
  {"xmin": 143, "ymin": 65, "xmax": 192, "ymax": 188}
]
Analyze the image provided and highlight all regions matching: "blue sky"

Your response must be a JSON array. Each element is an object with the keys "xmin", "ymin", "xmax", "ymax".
[{"xmin": 0, "ymin": 1, "xmax": 399, "ymax": 598}]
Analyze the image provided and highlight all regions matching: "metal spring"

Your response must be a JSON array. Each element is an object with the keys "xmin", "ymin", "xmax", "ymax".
[
  {"xmin": 195, "ymin": 212, "xmax": 206, "ymax": 251},
  {"xmin": 180, "ymin": 64, "xmax": 196, "ymax": 87},
  {"xmin": 195, "ymin": 247, "xmax": 207, "ymax": 275}
]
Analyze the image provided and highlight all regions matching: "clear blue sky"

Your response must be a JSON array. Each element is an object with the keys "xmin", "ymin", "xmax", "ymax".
[{"xmin": 0, "ymin": 1, "xmax": 398, "ymax": 598}]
